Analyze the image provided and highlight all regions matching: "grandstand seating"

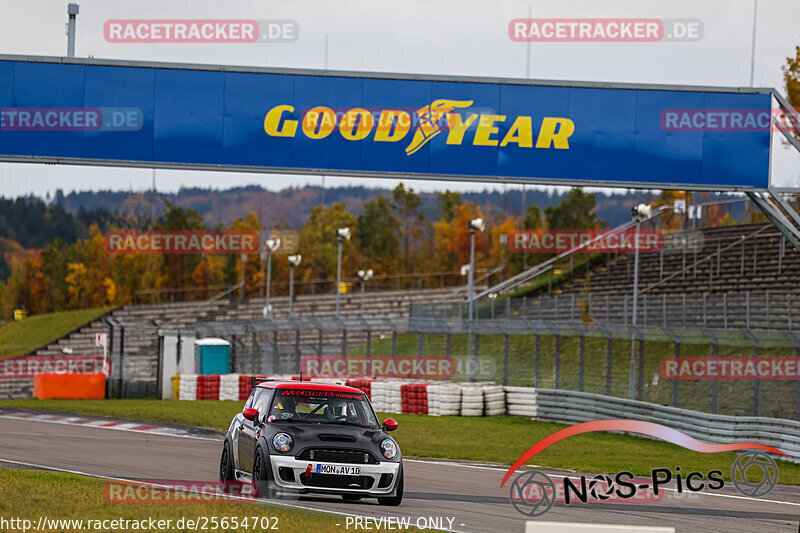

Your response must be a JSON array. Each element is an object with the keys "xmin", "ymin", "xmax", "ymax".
[
  {"xmin": 30, "ymin": 287, "xmax": 469, "ymax": 393},
  {"xmin": 560, "ymin": 223, "xmax": 800, "ymax": 295}
]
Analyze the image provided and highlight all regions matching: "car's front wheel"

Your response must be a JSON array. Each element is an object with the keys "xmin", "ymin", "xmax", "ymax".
[
  {"xmin": 219, "ymin": 441, "xmax": 235, "ymax": 492},
  {"xmin": 377, "ymin": 466, "xmax": 403, "ymax": 506},
  {"xmin": 252, "ymin": 447, "xmax": 276, "ymax": 499}
]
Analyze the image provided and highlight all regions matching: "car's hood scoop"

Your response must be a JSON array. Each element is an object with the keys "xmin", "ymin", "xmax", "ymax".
[{"xmin": 318, "ymin": 433, "xmax": 357, "ymax": 442}]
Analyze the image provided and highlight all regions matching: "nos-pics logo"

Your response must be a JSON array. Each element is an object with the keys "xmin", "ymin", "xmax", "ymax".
[{"xmin": 502, "ymin": 420, "xmax": 782, "ymax": 517}]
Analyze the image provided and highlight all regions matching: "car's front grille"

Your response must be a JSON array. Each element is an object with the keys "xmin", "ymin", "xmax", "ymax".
[
  {"xmin": 300, "ymin": 473, "xmax": 374, "ymax": 490},
  {"xmin": 297, "ymin": 448, "xmax": 378, "ymax": 464}
]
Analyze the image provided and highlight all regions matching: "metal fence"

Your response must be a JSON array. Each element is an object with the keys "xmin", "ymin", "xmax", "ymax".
[
  {"xmin": 147, "ymin": 315, "xmax": 800, "ymax": 421},
  {"xmin": 412, "ymin": 291, "xmax": 800, "ymax": 332}
]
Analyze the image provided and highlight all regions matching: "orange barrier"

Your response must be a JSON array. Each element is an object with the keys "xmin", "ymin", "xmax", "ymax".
[{"xmin": 33, "ymin": 373, "xmax": 106, "ymax": 400}]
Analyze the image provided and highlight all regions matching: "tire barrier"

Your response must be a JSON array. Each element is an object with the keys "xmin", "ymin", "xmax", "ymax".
[
  {"xmin": 428, "ymin": 383, "xmax": 462, "ymax": 416},
  {"xmin": 170, "ymin": 375, "xmax": 798, "ymax": 462},
  {"xmin": 401, "ymin": 383, "xmax": 429, "ymax": 415},
  {"xmin": 173, "ymin": 374, "xmax": 507, "ymax": 418}
]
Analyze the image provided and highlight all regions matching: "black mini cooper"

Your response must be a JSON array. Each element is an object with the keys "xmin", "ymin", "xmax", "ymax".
[{"xmin": 219, "ymin": 379, "xmax": 403, "ymax": 505}]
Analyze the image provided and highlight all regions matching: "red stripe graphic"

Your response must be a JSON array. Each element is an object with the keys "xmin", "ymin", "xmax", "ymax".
[{"xmin": 500, "ymin": 419, "xmax": 784, "ymax": 486}]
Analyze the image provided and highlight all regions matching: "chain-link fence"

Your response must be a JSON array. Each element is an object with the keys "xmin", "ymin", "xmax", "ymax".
[
  {"xmin": 149, "ymin": 315, "xmax": 800, "ymax": 421},
  {"xmin": 413, "ymin": 291, "xmax": 800, "ymax": 331}
]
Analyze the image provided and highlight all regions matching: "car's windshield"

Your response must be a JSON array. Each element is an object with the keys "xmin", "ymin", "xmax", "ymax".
[{"xmin": 268, "ymin": 388, "xmax": 379, "ymax": 428}]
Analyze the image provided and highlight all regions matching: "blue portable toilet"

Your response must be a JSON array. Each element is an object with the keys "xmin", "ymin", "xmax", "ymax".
[{"xmin": 194, "ymin": 338, "xmax": 231, "ymax": 375}]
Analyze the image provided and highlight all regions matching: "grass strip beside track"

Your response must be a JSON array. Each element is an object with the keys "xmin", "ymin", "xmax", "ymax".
[
  {"xmin": 1, "ymin": 399, "xmax": 798, "ymax": 484},
  {"xmin": 0, "ymin": 468, "xmax": 425, "ymax": 533},
  {"xmin": 0, "ymin": 307, "xmax": 114, "ymax": 357}
]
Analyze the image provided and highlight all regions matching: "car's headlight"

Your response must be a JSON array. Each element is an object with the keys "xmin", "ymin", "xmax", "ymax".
[
  {"xmin": 380, "ymin": 439, "xmax": 398, "ymax": 459},
  {"xmin": 272, "ymin": 433, "xmax": 293, "ymax": 453}
]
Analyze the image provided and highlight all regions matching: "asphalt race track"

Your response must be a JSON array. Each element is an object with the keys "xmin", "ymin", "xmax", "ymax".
[{"xmin": 0, "ymin": 414, "xmax": 798, "ymax": 532}]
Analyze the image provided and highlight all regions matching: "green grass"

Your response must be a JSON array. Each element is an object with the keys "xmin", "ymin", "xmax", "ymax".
[
  {"xmin": 0, "ymin": 307, "xmax": 114, "ymax": 357},
  {"xmin": 1, "ymin": 399, "xmax": 798, "ymax": 485},
  {"xmin": 0, "ymin": 468, "xmax": 417, "ymax": 533},
  {"xmin": 0, "ymin": 398, "xmax": 240, "ymax": 430}
]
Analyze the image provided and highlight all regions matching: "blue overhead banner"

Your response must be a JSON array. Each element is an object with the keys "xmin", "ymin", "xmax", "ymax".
[{"xmin": 0, "ymin": 56, "xmax": 772, "ymax": 189}]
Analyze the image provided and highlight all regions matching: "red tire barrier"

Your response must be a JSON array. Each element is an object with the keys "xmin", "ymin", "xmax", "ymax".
[
  {"xmin": 401, "ymin": 383, "xmax": 429, "ymax": 414},
  {"xmin": 196, "ymin": 375, "xmax": 221, "ymax": 400},
  {"xmin": 345, "ymin": 379, "xmax": 373, "ymax": 399}
]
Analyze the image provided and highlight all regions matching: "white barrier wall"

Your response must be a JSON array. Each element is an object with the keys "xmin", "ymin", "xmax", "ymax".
[{"xmin": 506, "ymin": 387, "xmax": 800, "ymax": 463}]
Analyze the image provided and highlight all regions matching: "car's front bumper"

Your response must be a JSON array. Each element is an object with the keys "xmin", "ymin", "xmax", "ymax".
[{"xmin": 268, "ymin": 455, "xmax": 401, "ymax": 495}]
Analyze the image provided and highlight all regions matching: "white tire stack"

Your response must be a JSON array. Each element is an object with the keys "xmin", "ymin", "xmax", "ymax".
[
  {"xmin": 482, "ymin": 384, "xmax": 506, "ymax": 416},
  {"xmin": 427, "ymin": 383, "xmax": 462, "ymax": 416},
  {"xmin": 370, "ymin": 381, "xmax": 391, "ymax": 412},
  {"xmin": 504, "ymin": 386, "xmax": 538, "ymax": 417},
  {"xmin": 382, "ymin": 381, "xmax": 404, "ymax": 413},
  {"xmin": 310, "ymin": 378, "xmax": 348, "ymax": 386},
  {"xmin": 219, "ymin": 374, "xmax": 240, "ymax": 401},
  {"xmin": 460, "ymin": 384, "xmax": 484, "ymax": 416},
  {"xmin": 178, "ymin": 374, "xmax": 197, "ymax": 401}
]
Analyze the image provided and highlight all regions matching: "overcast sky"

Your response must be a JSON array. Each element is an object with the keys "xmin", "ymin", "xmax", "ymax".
[{"xmin": 0, "ymin": 0, "xmax": 799, "ymax": 198}]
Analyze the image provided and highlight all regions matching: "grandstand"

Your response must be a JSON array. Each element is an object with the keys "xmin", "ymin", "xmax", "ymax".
[
  {"xmin": 562, "ymin": 222, "xmax": 799, "ymax": 296},
  {"xmin": 20, "ymin": 287, "xmax": 467, "ymax": 398}
]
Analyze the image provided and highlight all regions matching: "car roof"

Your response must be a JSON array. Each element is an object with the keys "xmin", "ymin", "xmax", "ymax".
[{"xmin": 256, "ymin": 380, "xmax": 364, "ymax": 394}]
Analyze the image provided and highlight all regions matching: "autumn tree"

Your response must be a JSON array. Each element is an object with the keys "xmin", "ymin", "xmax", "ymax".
[
  {"xmin": 298, "ymin": 203, "xmax": 360, "ymax": 291},
  {"xmin": 155, "ymin": 200, "xmax": 206, "ymax": 299},
  {"xmin": 392, "ymin": 183, "xmax": 424, "ymax": 274},
  {"xmin": 544, "ymin": 188, "xmax": 604, "ymax": 230},
  {"xmin": 438, "ymin": 190, "xmax": 462, "ymax": 223},
  {"xmin": 783, "ymin": 44, "xmax": 800, "ymax": 142},
  {"xmin": 355, "ymin": 195, "xmax": 400, "ymax": 274},
  {"xmin": 228, "ymin": 212, "xmax": 262, "ymax": 297}
]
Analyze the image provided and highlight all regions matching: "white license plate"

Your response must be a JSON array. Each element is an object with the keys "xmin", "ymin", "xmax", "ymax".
[{"xmin": 315, "ymin": 464, "xmax": 361, "ymax": 476}]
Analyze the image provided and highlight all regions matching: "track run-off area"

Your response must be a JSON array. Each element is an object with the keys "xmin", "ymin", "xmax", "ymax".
[{"xmin": 0, "ymin": 412, "xmax": 798, "ymax": 532}]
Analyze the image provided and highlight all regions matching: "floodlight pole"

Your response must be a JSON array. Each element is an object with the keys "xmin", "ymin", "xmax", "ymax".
[
  {"xmin": 360, "ymin": 278, "xmax": 366, "ymax": 316},
  {"xmin": 240, "ymin": 254, "xmax": 247, "ymax": 300},
  {"xmin": 288, "ymin": 262, "xmax": 295, "ymax": 317},
  {"xmin": 265, "ymin": 248, "xmax": 273, "ymax": 315},
  {"xmin": 259, "ymin": 250, "xmax": 266, "ymax": 298},
  {"xmin": 67, "ymin": 4, "xmax": 79, "ymax": 58},
  {"xmin": 336, "ymin": 236, "xmax": 343, "ymax": 317},
  {"xmin": 628, "ymin": 219, "xmax": 641, "ymax": 399},
  {"xmin": 467, "ymin": 228, "xmax": 476, "ymax": 382}
]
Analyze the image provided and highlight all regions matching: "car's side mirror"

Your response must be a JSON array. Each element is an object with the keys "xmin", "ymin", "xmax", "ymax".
[
  {"xmin": 243, "ymin": 408, "xmax": 259, "ymax": 421},
  {"xmin": 382, "ymin": 418, "xmax": 398, "ymax": 432}
]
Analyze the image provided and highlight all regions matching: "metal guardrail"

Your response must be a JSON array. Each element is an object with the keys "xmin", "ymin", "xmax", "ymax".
[{"xmin": 505, "ymin": 387, "xmax": 800, "ymax": 463}]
